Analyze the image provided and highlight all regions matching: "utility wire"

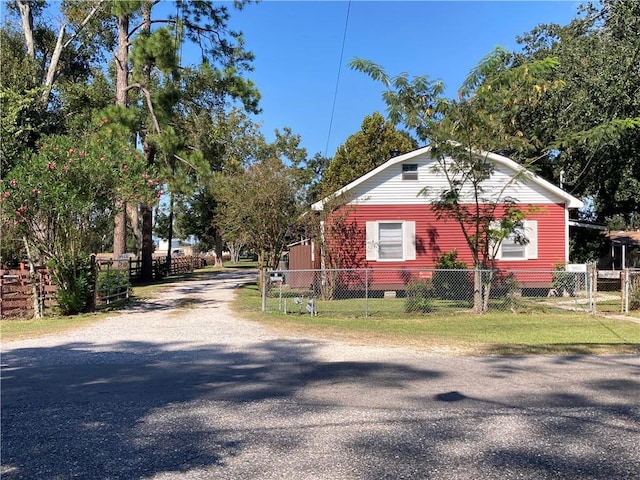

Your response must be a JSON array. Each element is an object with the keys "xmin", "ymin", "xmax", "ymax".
[{"xmin": 324, "ymin": 0, "xmax": 351, "ymax": 158}]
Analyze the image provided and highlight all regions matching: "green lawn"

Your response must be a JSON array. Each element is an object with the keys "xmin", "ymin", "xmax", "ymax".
[
  {"xmin": 236, "ymin": 282, "xmax": 640, "ymax": 355},
  {"xmin": 0, "ymin": 312, "xmax": 108, "ymax": 341}
]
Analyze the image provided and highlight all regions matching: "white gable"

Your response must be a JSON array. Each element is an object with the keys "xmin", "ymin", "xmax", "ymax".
[{"xmin": 312, "ymin": 147, "xmax": 584, "ymax": 210}]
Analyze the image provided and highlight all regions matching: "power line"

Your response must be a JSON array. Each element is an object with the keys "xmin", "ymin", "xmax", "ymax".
[{"xmin": 324, "ymin": 1, "xmax": 351, "ymax": 158}]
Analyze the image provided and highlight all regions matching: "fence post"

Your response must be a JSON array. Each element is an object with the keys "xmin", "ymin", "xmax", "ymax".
[
  {"xmin": 261, "ymin": 269, "xmax": 268, "ymax": 312},
  {"xmin": 365, "ymin": 268, "xmax": 369, "ymax": 317},
  {"xmin": 623, "ymin": 268, "xmax": 630, "ymax": 314},
  {"xmin": 38, "ymin": 270, "xmax": 45, "ymax": 315},
  {"xmin": 591, "ymin": 267, "xmax": 598, "ymax": 313},
  {"xmin": 88, "ymin": 254, "xmax": 97, "ymax": 312}
]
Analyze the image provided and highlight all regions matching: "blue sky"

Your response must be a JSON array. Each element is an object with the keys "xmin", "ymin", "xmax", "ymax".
[{"xmin": 218, "ymin": 1, "xmax": 580, "ymax": 159}]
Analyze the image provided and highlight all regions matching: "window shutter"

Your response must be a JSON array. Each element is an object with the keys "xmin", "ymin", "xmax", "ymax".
[
  {"xmin": 366, "ymin": 221, "xmax": 377, "ymax": 260},
  {"xmin": 404, "ymin": 221, "xmax": 416, "ymax": 260},
  {"xmin": 525, "ymin": 220, "xmax": 538, "ymax": 259}
]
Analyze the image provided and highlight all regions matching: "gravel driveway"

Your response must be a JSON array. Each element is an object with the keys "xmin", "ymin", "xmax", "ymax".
[{"xmin": 2, "ymin": 270, "xmax": 639, "ymax": 480}]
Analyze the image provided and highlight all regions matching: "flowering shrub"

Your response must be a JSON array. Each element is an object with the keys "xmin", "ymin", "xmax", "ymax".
[{"xmin": 1, "ymin": 124, "xmax": 160, "ymax": 314}]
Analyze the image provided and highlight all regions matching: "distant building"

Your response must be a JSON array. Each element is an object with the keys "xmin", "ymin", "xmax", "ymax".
[
  {"xmin": 604, "ymin": 231, "xmax": 640, "ymax": 269},
  {"xmin": 155, "ymin": 239, "xmax": 195, "ymax": 257}
]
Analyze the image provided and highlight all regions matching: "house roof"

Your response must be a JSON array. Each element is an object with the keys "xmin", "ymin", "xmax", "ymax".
[
  {"xmin": 608, "ymin": 230, "xmax": 640, "ymax": 247},
  {"xmin": 311, "ymin": 146, "xmax": 584, "ymax": 211}
]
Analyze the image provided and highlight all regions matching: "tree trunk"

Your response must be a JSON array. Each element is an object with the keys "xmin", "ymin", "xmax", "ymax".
[
  {"xmin": 227, "ymin": 242, "xmax": 243, "ymax": 263},
  {"xmin": 473, "ymin": 268, "xmax": 483, "ymax": 314},
  {"xmin": 113, "ymin": 203, "xmax": 127, "ymax": 259},
  {"xmin": 113, "ymin": 13, "xmax": 130, "ymax": 259},
  {"xmin": 17, "ymin": 1, "xmax": 35, "ymax": 59},
  {"xmin": 126, "ymin": 203, "xmax": 142, "ymax": 253},
  {"xmin": 166, "ymin": 193, "xmax": 174, "ymax": 270},
  {"xmin": 139, "ymin": 3, "xmax": 155, "ymax": 281},
  {"xmin": 141, "ymin": 205, "xmax": 154, "ymax": 281},
  {"xmin": 214, "ymin": 231, "xmax": 224, "ymax": 267},
  {"xmin": 41, "ymin": 24, "xmax": 66, "ymax": 104},
  {"xmin": 22, "ymin": 236, "xmax": 42, "ymax": 318}
]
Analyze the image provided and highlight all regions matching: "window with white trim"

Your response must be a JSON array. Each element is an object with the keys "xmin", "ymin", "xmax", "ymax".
[
  {"xmin": 366, "ymin": 221, "xmax": 416, "ymax": 261},
  {"xmin": 402, "ymin": 163, "xmax": 418, "ymax": 180},
  {"xmin": 496, "ymin": 220, "xmax": 538, "ymax": 261}
]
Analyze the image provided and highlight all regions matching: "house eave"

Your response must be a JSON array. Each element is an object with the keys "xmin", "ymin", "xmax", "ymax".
[{"xmin": 312, "ymin": 146, "xmax": 584, "ymax": 210}]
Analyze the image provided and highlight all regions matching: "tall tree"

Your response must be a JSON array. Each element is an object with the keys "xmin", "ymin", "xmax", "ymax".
[
  {"xmin": 219, "ymin": 129, "xmax": 308, "ymax": 274},
  {"xmin": 104, "ymin": 0, "xmax": 260, "ymax": 278},
  {"xmin": 174, "ymin": 109, "xmax": 261, "ymax": 266},
  {"xmin": 515, "ymin": 0, "xmax": 640, "ymax": 227},
  {"xmin": 110, "ymin": 1, "xmax": 138, "ymax": 258}
]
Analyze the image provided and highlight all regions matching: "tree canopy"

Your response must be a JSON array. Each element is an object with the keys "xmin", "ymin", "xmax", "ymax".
[{"xmin": 515, "ymin": 0, "xmax": 640, "ymax": 227}]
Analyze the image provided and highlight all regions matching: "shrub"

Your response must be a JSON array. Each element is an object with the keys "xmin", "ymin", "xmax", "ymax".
[
  {"xmin": 49, "ymin": 255, "xmax": 95, "ymax": 315},
  {"xmin": 432, "ymin": 251, "xmax": 472, "ymax": 300},
  {"xmin": 405, "ymin": 280, "xmax": 432, "ymax": 313},
  {"xmin": 552, "ymin": 265, "xmax": 576, "ymax": 297},
  {"xmin": 97, "ymin": 269, "xmax": 129, "ymax": 299}
]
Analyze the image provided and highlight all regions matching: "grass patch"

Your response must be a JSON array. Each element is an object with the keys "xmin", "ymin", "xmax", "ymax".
[
  {"xmin": 223, "ymin": 260, "xmax": 259, "ymax": 269},
  {"xmin": 235, "ymin": 282, "xmax": 640, "ymax": 355},
  {"xmin": 1, "ymin": 312, "xmax": 108, "ymax": 341}
]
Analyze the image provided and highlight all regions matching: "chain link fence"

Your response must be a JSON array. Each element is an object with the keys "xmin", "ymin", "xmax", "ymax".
[
  {"xmin": 263, "ymin": 268, "xmax": 597, "ymax": 317},
  {"xmin": 622, "ymin": 269, "xmax": 640, "ymax": 314}
]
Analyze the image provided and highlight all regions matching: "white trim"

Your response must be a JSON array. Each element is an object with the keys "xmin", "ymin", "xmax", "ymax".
[
  {"xmin": 311, "ymin": 146, "xmax": 584, "ymax": 211},
  {"xmin": 495, "ymin": 220, "xmax": 538, "ymax": 261},
  {"xmin": 404, "ymin": 221, "xmax": 416, "ymax": 260},
  {"xmin": 568, "ymin": 220, "xmax": 607, "ymax": 231},
  {"xmin": 365, "ymin": 220, "xmax": 416, "ymax": 262},
  {"xmin": 565, "ymin": 208, "xmax": 570, "ymax": 263},
  {"xmin": 365, "ymin": 221, "xmax": 377, "ymax": 261}
]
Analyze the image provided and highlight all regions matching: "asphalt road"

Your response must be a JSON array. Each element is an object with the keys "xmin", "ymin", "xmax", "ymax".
[{"xmin": 1, "ymin": 271, "xmax": 639, "ymax": 480}]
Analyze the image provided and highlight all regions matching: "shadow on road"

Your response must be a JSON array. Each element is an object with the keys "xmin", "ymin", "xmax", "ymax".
[
  {"xmin": 2, "ymin": 339, "xmax": 440, "ymax": 479},
  {"xmin": 2, "ymin": 340, "xmax": 639, "ymax": 479}
]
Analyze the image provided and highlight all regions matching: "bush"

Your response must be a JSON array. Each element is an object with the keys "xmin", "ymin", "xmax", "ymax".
[
  {"xmin": 405, "ymin": 280, "xmax": 432, "ymax": 313},
  {"xmin": 552, "ymin": 265, "xmax": 576, "ymax": 297},
  {"xmin": 97, "ymin": 269, "xmax": 129, "ymax": 298},
  {"xmin": 432, "ymin": 251, "xmax": 472, "ymax": 300},
  {"xmin": 49, "ymin": 255, "xmax": 95, "ymax": 315}
]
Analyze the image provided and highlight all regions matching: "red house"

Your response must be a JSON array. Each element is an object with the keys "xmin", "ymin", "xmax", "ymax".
[{"xmin": 308, "ymin": 147, "xmax": 583, "ymax": 282}]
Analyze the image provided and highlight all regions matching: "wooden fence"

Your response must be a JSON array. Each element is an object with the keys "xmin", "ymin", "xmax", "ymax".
[
  {"xmin": 0, "ymin": 266, "xmax": 57, "ymax": 319},
  {"xmin": 1, "ymin": 256, "xmax": 207, "ymax": 319},
  {"xmin": 129, "ymin": 256, "xmax": 206, "ymax": 281}
]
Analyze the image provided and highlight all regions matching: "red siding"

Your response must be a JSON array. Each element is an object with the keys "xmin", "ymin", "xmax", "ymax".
[
  {"xmin": 328, "ymin": 203, "xmax": 567, "ymax": 271},
  {"xmin": 289, "ymin": 243, "xmax": 320, "ymax": 270},
  {"xmin": 287, "ymin": 243, "xmax": 321, "ymax": 288}
]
